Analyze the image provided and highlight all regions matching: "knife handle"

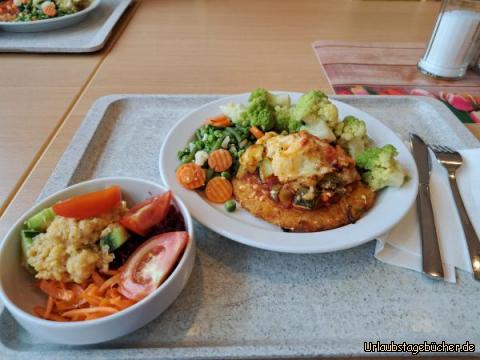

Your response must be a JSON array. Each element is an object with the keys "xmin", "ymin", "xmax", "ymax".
[{"xmin": 417, "ymin": 183, "xmax": 444, "ymax": 280}]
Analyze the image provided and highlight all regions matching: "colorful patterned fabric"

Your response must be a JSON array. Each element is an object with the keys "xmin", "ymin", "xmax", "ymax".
[{"xmin": 313, "ymin": 41, "xmax": 480, "ymax": 124}]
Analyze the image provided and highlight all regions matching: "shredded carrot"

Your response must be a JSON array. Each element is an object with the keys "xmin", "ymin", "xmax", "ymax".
[
  {"xmin": 101, "ymin": 269, "xmax": 119, "ymax": 276},
  {"xmin": 98, "ymin": 273, "xmax": 121, "ymax": 295},
  {"xmin": 62, "ymin": 307, "xmax": 119, "ymax": 318},
  {"xmin": 34, "ymin": 271, "xmax": 138, "ymax": 322},
  {"xmin": 44, "ymin": 296, "xmax": 54, "ymax": 319},
  {"xmin": 39, "ymin": 280, "xmax": 74, "ymax": 302},
  {"xmin": 92, "ymin": 272, "xmax": 104, "ymax": 287}
]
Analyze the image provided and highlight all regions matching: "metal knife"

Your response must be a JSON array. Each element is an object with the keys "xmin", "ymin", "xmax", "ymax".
[{"xmin": 409, "ymin": 133, "xmax": 444, "ymax": 280}]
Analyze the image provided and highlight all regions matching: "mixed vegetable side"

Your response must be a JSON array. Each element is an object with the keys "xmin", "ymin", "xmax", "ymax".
[
  {"xmin": 0, "ymin": 0, "xmax": 91, "ymax": 22},
  {"xmin": 21, "ymin": 186, "xmax": 188, "ymax": 322},
  {"xmin": 176, "ymin": 88, "xmax": 408, "ymax": 212}
]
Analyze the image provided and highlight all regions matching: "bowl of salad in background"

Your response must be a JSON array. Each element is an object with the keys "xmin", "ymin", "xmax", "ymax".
[
  {"xmin": 0, "ymin": 0, "xmax": 100, "ymax": 32},
  {"xmin": 0, "ymin": 177, "xmax": 195, "ymax": 345}
]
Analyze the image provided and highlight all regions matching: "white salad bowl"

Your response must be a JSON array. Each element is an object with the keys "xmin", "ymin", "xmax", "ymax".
[
  {"xmin": 0, "ymin": 0, "xmax": 101, "ymax": 33},
  {"xmin": 0, "ymin": 177, "xmax": 195, "ymax": 345}
]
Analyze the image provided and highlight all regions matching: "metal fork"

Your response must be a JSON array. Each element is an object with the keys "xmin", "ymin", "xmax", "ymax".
[{"xmin": 430, "ymin": 144, "xmax": 480, "ymax": 281}]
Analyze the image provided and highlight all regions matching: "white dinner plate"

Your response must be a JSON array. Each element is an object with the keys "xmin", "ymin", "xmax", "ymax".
[
  {"xmin": 0, "ymin": 0, "xmax": 100, "ymax": 32},
  {"xmin": 159, "ymin": 92, "xmax": 419, "ymax": 253}
]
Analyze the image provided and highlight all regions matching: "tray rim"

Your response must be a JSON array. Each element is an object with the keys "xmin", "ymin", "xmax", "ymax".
[
  {"xmin": 1, "ymin": 93, "xmax": 479, "ymax": 360},
  {"xmin": 0, "ymin": 0, "xmax": 132, "ymax": 53}
]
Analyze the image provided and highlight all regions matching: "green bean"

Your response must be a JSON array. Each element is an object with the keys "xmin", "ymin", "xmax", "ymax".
[
  {"xmin": 195, "ymin": 129, "xmax": 203, "ymax": 141},
  {"xmin": 225, "ymin": 127, "xmax": 243, "ymax": 144},
  {"xmin": 206, "ymin": 168, "xmax": 215, "ymax": 182},
  {"xmin": 212, "ymin": 135, "xmax": 226, "ymax": 151}
]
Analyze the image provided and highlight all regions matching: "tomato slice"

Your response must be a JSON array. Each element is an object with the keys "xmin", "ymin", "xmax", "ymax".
[
  {"xmin": 118, "ymin": 231, "xmax": 188, "ymax": 301},
  {"xmin": 52, "ymin": 186, "xmax": 122, "ymax": 220},
  {"xmin": 120, "ymin": 191, "xmax": 172, "ymax": 236}
]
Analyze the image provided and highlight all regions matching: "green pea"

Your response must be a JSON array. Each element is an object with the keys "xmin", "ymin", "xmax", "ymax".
[
  {"xmin": 224, "ymin": 200, "xmax": 236, "ymax": 212},
  {"xmin": 221, "ymin": 171, "xmax": 231, "ymax": 180}
]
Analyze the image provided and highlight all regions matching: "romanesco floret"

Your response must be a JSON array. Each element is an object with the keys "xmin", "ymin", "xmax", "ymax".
[
  {"xmin": 356, "ymin": 145, "xmax": 407, "ymax": 191},
  {"xmin": 241, "ymin": 88, "xmax": 276, "ymax": 131},
  {"xmin": 274, "ymin": 105, "xmax": 302, "ymax": 133},
  {"xmin": 335, "ymin": 116, "xmax": 372, "ymax": 159},
  {"xmin": 293, "ymin": 90, "xmax": 339, "ymax": 129}
]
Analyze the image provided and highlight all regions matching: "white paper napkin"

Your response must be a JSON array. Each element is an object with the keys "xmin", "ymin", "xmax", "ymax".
[{"xmin": 376, "ymin": 148, "xmax": 480, "ymax": 282}]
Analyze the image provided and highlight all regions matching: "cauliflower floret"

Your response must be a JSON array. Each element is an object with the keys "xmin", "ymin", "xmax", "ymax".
[
  {"xmin": 219, "ymin": 102, "xmax": 246, "ymax": 123},
  {"xmin": 293, "ymin": 90, "xmax": 339, "ymax": 129},
  {"xmin": 56, "ymin": 0, "xmax": 75, "ymax": 12},
  {"xmin": 355, "ymin": 145, "xmax": 407, "ymax": 191},
  {"xmin": 335, "ymin": 116, "xmax": 372, "ymax": 159},
  {"xmin": 194, "ymin": 150, "xmax": 209, "ymax": 166},
  {"xmin": 300, "ymin": 120, "xmax": 335, "ymax": 142}
]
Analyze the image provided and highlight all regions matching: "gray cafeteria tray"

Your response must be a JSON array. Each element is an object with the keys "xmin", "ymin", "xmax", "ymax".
[
  {"xmin": 0, "ymin": 0, "xmax": 131, "ymax": 53},
  {"xmin": 1, "ymin": 95, "xmax": 479, "ymax": 359}
]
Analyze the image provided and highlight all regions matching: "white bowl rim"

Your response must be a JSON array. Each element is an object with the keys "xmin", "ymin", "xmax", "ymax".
[
  {"xmin": 0, "ymin": 176, "xmax": 194, "ymax": 328},
  {"xmin": 0, "ymin": 0, "xmax": 100, "ymax": 25}
]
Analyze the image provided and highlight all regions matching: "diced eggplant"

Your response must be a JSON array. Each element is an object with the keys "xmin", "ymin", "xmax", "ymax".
[{"xmin": 293, "ymin": 188, "xmax": 318, "ymax": 210}]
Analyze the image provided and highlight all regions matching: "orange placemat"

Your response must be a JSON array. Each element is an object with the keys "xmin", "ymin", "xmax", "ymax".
[{"xmin": 312, "ymin": 40, "xmax": 480, "ymax": 124}]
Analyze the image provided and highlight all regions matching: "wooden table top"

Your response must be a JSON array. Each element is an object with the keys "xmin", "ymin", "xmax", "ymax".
[{"xmin": 0, "ymin": 0, "xmax": 479, "ymax": 239}]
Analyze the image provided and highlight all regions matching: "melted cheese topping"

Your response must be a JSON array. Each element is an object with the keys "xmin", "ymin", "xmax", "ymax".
[
  {"xmin": 240, "ymin": 131, "xmax": 339, "ymax": 183},
  {"xmin": 265, "ymin": 131, "xmax": 335, "ymax": 182}
]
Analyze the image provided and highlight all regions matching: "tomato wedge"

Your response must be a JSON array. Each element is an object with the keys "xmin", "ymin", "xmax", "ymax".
[
  {"xmin": 52, "ymin": 186, "xmax": 122, "ymax": 220},
  {"xmin": 118, "ymin": 231, "xmax": 188, "ymax": 301},
  {"xmin": 120, "ymin": 191, "xmax": 172, "ymax": 236}
]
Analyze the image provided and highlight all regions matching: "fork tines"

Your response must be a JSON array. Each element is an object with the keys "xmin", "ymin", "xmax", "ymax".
[{"xmin": 430, "ymin": 144, "xmax": 456, "ymax": 154}]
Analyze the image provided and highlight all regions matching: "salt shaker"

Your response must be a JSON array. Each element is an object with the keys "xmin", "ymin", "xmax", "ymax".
[{"xmin": 418, "ymin": 0, "xmax": 480, "ymax": 79}]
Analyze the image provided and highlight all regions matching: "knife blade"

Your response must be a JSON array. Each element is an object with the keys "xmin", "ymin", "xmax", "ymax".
[{"xmin": 409, "ymin": 133, "xmax": 444, "ymax": 280}]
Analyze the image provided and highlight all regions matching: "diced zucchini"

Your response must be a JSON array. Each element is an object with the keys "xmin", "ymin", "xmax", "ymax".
[
  {"xmin": 25, "ymin": 207, "xmax": 56, "ymax": 232},
  {"xmin": 99, "ymin": 223, "xmax": 130, "ymax": 251},
  {"xmin": 21, "ymin": 229, "xmax": 40, "ymax": 259},
  {"xmin": 239, "ymin": 144, "xmax": 264, "ymax": 173},
  {"xmin": 259, "ymin": 159, "xmax": 274, "ymax": 182}
]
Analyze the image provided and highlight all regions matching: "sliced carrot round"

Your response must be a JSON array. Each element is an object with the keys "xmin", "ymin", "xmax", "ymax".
[
  {"xmin": 204, "ymin": 115, "xmax": 232, "ymax": 128},
  {"xmin": 176, "ymin": 163, "xmax": 206, "ymax": 190},
  {"xmin": 205, "ymin": 177, "xmax": 233, "ymax": 203},
  {"xmin": 208, "ymin": 149, "xmax": 233, "ymax": 172}
]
